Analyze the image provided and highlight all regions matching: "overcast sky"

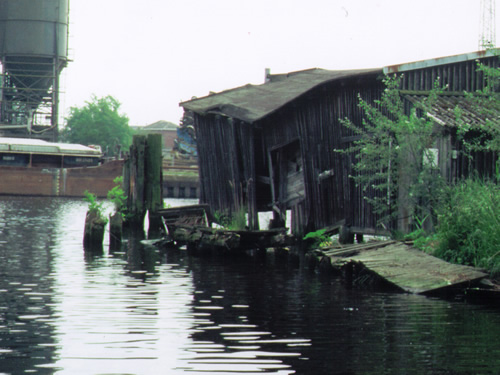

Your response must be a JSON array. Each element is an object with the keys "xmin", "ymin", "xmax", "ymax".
[{"xmin": 61, "ymin": 0, "xmax": 499, "ymax": 126}]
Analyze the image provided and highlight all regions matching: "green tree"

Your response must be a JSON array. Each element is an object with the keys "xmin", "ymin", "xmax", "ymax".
[
  {"xmin": 61, "ymin": 95, "xmax": 133, "ymax": 156},
  {"xmin": 340, "ymin": 76, "xmax": 445, "ymax": 232},
  {"xmin": 456, "ymin": 56, "xmax": 500, "ymax": 178}
]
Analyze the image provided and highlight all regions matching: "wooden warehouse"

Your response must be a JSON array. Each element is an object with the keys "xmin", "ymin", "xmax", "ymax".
[{"xmin": 181, "ymin": 50, "xmax": 499, "ymax": 237}]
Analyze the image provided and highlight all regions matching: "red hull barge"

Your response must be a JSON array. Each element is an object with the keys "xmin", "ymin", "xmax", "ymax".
[{"xmin": 0, "ymin": 137, "xmax": 123, "ymax": 197}]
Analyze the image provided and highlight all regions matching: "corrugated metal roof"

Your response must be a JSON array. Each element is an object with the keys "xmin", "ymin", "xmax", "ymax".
[
  {"xmin": 0, "ymin": 137, "xmax": 102, "ymax": 156},
  {"xmin": 181, "ymin": 68, "xmax": 381, "ymax": 123},
  {"xmin": 404, "ymin": 94, "xmax": 500, "ymax": 131}
]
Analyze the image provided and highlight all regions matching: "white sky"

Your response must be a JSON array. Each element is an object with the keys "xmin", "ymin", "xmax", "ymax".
[{"xmin": 61, "ymin": 0, "xmax": 499, "ymax": 126}]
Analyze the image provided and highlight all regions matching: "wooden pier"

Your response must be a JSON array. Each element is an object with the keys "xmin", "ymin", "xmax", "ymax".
[
  {"xmin": 158, "ymin": 204, "xmax": 292, "ymax": 252},
  {"xmin": 316, "ymin": 241, "xmax": 487, "ymax": 294}
]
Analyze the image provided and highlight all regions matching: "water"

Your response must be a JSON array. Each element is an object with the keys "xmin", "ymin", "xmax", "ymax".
[{"xmin": 1, "ymin": 197, "xmax": 500, "ymax": 375}]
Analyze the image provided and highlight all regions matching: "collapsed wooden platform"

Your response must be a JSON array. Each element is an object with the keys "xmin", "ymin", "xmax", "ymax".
[
  {"xmin": 316, "ymin": 240, "xmax": 487, "ymax": 294},
  {"xmin": 158, "ymin": 204, "xmax": 293, "ymax": 252}
]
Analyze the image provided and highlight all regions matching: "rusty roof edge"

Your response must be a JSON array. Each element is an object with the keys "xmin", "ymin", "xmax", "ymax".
[{"xmin": 383, "ymin": 49, "xmax": 500, "ymax": 74}]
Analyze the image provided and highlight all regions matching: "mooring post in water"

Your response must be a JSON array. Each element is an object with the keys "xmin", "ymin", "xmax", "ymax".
[
  {"xmin": 83, "ymin": 209, "xmax": 107, "ymax": 252},
  {"xmin": 123, "ymin": 134, "xmax": 164, "ymax": 237},
  {"xmin": 145, "ymin": 133, "xmax": 164, "ymax": 238},
  {"xmin": 109, "ymin": 212, "xmax": 123, "ymax": 251},
  {"xmin": 124, "ymin": 135, "xmax": 147, "ymax": 228}
]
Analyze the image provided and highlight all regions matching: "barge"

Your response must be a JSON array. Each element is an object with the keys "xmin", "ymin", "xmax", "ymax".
[{"xmin": 0, "ymin": 137, "xmax": 123, "ymax": 197}]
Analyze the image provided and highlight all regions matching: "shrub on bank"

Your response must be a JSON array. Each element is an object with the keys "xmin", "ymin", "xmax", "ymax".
[{"xmin": 431, "ymin": 179, "xmax": 500, "ymax": 276}]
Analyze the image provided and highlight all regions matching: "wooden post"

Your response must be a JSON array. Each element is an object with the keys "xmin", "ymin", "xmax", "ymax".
[
  {"xmin": 83, "ymin": 210, "xmax": 107, "ymax": 251},
  {"xmin": 339, "ymin": 225, "xmax": 354, "ymax": 244},
  {"xmin": 123, "ymin": 157, "xmax": 131, "ymax": 212},
  {"xmin": 124, "ymin": 134, "xmax": 164, "ymax": 237},
  {"xmin": 109, "ymin": 212, "xmax": 123, "ymax": 251},
  {"xmin": 127, "ymin": 135, "xmax": 147, "ymax": 227},
  {"xmin": 247, "ymin": 178, "xmax": 259, "ymax": 230},
  {"xmin": 146, "ymin": 134, "xmax": 163, "ymax": 238}
]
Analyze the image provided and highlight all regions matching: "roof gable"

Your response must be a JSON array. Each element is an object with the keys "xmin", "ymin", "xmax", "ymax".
[{"xmin": 143, "ymin": 120, "xmax": 178, "ymax": 131}]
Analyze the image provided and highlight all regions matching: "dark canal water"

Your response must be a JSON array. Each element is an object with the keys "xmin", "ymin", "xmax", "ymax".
[{"xmin": 1, "ymin": 197, "xmax": 500, "ymax": 374}]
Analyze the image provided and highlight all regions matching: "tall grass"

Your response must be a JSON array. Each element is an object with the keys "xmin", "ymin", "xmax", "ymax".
[
  {"xmin": 433, "ymin": 179, "xmax": 500, "ymax": 275},
  {"xmin": 213, "ymin": 208, "xmax": 247, "ymax": 230}
]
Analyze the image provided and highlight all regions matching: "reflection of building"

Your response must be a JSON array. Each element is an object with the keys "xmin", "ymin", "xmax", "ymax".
[{"xmin": 133, "ymin": 120, "xmax": 178, "ymax": 155}]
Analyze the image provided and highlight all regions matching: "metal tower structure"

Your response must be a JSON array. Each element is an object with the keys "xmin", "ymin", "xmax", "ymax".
[
  {"xmin": 479, "ymin": 0, "xmax": 497, "ymax": 49},
  {"xmin": 0, "ymin": 0, "xmax": 69, "ymax": 140}
]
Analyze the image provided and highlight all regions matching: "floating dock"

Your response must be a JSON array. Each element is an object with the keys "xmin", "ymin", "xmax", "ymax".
[{"xmin": 316, "ymin": 241, "xmax": 487, "ymax": 294}]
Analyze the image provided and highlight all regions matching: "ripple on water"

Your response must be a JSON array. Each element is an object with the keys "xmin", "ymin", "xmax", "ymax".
[{"xmin": 1, "ymin": 197, "xmax": 500, "ymax": 375}]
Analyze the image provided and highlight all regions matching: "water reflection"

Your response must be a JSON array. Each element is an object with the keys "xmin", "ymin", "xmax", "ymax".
[
  {"xmin": 0, "ymin": 197, "xmax": 61, "ymax": 374},
  {"xmin": 48, "ymin": 204, "xmax": 195, "ymax": 374},
  {"xmin": 175, "ymin": 255, "xmax": 313, "ymax": 374},
  {"xmin": 1, "ymin": 197, "xmax": 500, "ymax": 374}
]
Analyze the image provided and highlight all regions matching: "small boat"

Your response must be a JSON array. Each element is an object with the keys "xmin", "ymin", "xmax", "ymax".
[{"xmin": 0, "ymin": 137, "xmax": 123, "ymax": 197}]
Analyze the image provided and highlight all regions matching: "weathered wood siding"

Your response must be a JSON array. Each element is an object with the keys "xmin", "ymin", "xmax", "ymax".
[
  {"xmin": 258, "ymin": 76, "xmax": 384, "ymax": 235},
  {"xmin": 399, "ymin": 56, "xmax": 498, "ymax": 92},
  {"xmin": 192, "ymin": 55, "xmax": 498, "ymax": 237},
  {"xmin": 194, "ymin": 115, "xmax": 259, "ymax": 229},
  {"xmin": 397, "ymin": 55, "xmax": 499, "ymax": 185}
]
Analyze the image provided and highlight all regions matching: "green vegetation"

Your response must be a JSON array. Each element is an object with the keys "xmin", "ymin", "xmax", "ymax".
[
  {"xmin": 415, "ymin": 60, "xmax": 499, "ymax": 276},
  {"xmin": 340, "ymin": 75, "xmax": 446, "ymax": 229},
  {"xmin": 303, "ymin": 229, "xmax": 334, "ymax": 248},
  {"xmin": 107, "ymin": 176, "xmax": 130, "ymax": 219},
  {"xmin": 213, "ymin": 208, "xmax": 247, "ymax": 230},
  {"xmin": 339, "ymin": 58, "xmax": 499, "ymax": 276},
  {"xmin": 61, "ymin": 95, "xmax": 133, "ymax": 157},
  {"xmin": 83, "ymin": 190, "xmax": 108, "ymax": 225},
  {"xmin": 412, "ymin": 179, "xmax": 500, "ymax": 275}
]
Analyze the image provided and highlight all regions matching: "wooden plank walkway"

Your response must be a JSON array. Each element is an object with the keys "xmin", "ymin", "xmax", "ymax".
[{"xmin": 319, "ymin": 241, "xmax": 487, "ymax": 294}]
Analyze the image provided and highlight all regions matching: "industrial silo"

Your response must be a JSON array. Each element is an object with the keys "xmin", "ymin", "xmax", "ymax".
[{"xmin": 0, "ymin": 0, "xmax": 69, "ymax": 140}]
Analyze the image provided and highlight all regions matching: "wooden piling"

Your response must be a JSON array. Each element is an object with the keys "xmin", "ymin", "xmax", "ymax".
[
  {"xmin": 109, "ymin": 212, "xmax": 123, "ymax": 251},
  {"xmin": 146, "ymin": 134, "xmax": 164, "ymax": 237},
  {"xmin": 124, "ymin": 134, "xmax": 164, "ymax": 237},
  {"xmin": 83, "ymin": 210, "xmax": 107, "ymax": 251}
]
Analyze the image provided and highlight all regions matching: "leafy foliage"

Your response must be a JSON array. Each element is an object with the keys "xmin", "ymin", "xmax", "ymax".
[
  {"xmin": 61, "ymin": 95, "xmax": 133, "ymax": 156},
  {"xmin": 303, "ymin": 229, "xmax": 334, "ymax": 248},
  {"xmin": 457, "ymin": 57, "xmax": 500, "ymax": 179},
  {"xmin": 413, "ymin": 57, "xmax": 500, "ymax": 275},
  {"xmin": 83, "ymin": 190, "xmax": 108, "ymax": 225},
  {"xmin": 340, "ymin": 76, "xmax": 446, "ymax": 230},
  {"xmin": 107, "ymin": 176, "xmax": 129, "ymax": 219},
  {"xmin": 432, "ymin": 179, "xmax": 500, "ymax": 275}
]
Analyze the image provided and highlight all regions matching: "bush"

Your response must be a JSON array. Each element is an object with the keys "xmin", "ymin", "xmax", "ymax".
[
  {"xmin": 303, "ymin": 229, "xmax": 334, "ymax": 248},
  {"xmin": 433, "ymin": 179, "xmax": 500, "ymax": 275},
  {"xmin": 83, "ymin": 190, "xmax": 107, "ymax": 224},
  {"xmin": 107, "ymin": 176, "xmax": 129, "ymax": 219}
]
